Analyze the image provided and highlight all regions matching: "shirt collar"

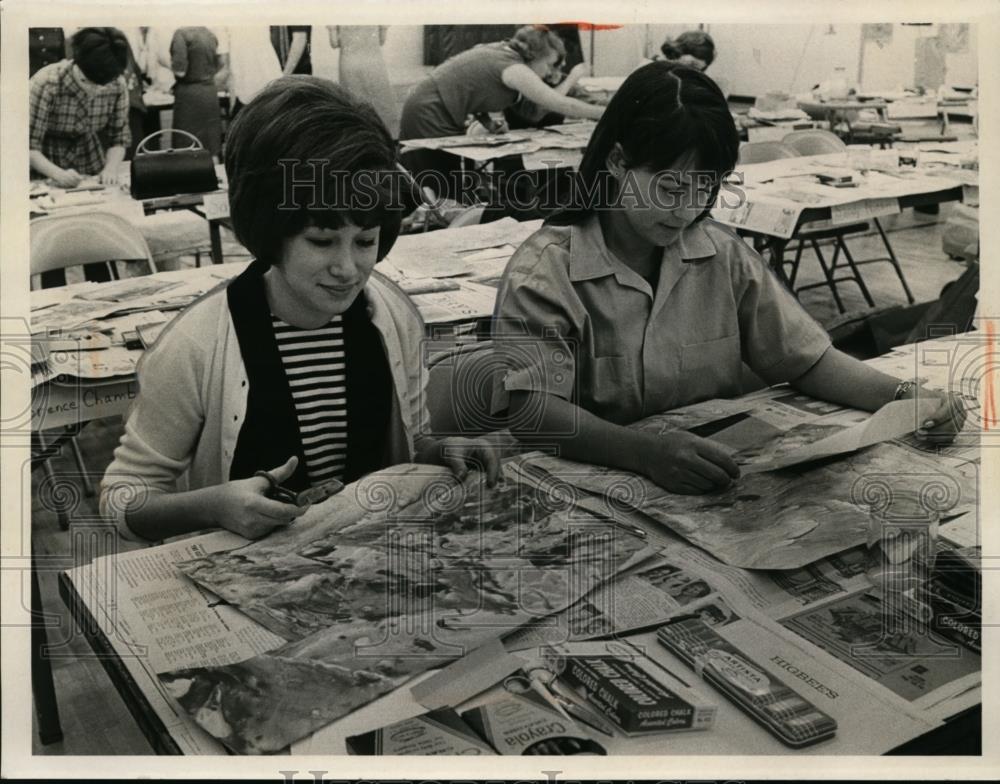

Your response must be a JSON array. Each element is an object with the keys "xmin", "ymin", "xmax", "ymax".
[{"xmin": 568, "ymin": 214, "xmax": 718, "ymax": 282}]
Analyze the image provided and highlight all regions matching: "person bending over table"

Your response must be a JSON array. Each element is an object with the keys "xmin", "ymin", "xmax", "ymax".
[
  {"xmin": 29, "ymin": 27, "xmax": 131, "ymax": 189},
  {"xmin": 399, "ymin": 24, "xmax": 603, "ymax": 206},
  {"xmin": 101, "ymin": 77, "xmax": 499, "ymax": 543},
  {"xmin": 491, "ymin": 62, "xmax": 965, "ymax": 496}
]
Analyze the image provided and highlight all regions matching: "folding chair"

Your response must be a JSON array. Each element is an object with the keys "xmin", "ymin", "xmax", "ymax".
[{"xmin": 30, "ymin": 212, "xmax": 157, "ymax": 520}]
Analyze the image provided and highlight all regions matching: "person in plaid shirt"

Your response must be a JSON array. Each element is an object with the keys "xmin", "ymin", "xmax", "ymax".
[{"xmin": 29, "ymin": 27, "xmax": 131, "ymax": 188}]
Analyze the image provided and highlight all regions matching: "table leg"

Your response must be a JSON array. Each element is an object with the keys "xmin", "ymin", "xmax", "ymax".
[
  {"xmin": 32, "ymin": 549, "xmax": 64, "ymax": 745},
  {"xmin": 209, "ymin": 219, "xmax": 223, "ymax": 265}
]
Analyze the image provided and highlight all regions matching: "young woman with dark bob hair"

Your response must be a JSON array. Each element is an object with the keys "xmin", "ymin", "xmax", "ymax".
[
  {"xmin": 102, "ymin": 76, "xmax": 499, "ymax": 542},
  {"xmin": 492, "ymin": 62, "xmax": 965, "ymax": 496}
]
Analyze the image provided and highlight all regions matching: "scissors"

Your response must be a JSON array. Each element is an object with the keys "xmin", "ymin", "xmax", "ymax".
[
  {"xmin": 254, "ymin": 470, "xmax": 344, "ymax": 507},
  {"xmin": 502, "ymin": 668, "xmax": 616, "ymax": 737}
]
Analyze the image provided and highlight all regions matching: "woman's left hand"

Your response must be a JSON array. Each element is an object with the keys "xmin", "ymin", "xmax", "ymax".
[
  {"xmin": 914, "ymin": 392, "xmax": 967, "ymax": 445},
  {"xmin": 439, "ymin": 436, "xmax": 502, "ymax": 486}
]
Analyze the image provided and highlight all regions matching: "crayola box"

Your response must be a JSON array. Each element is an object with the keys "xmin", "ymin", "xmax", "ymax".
[
  {"xmin": 346, "ymin": 708, "xmax": 496, "ymax": 755},
  {"xmin": 542, "ymin": 642, "xmax": 717, "ymax": 736},
  {"xmin": 460, "ymin": 689, "xmax": 606, "ymax": 755}
]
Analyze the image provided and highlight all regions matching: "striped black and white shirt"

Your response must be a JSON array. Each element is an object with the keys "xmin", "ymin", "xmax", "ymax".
[{"xmin": 271, "ymin": 315, "xmax": 348, "ymax": 485}]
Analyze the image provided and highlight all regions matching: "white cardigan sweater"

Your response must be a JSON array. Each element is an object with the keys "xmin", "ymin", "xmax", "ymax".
[{"xmin": 100, "ymin": 271, "xmax": 431, "ymax": 541}]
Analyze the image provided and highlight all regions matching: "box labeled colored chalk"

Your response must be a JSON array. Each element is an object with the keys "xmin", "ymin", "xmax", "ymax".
[{"xmin": 542, "ymin": 643, "xmax": 717, "ymax": 736}]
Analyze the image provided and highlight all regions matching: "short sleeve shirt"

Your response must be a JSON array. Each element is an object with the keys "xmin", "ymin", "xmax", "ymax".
[
  {"xmin": 492, "ymin": 215, "xmax": 832, "ymax": 425},
  {"xmin": 29, "ymin": 60, "xmax": 130, "ymax": 175}
]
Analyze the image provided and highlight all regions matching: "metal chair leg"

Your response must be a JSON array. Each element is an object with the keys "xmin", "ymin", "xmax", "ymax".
[
  {"xmin": 829, "ymin": 236, "xmax": 842, "ymax": 273},
  {"xmin": 837, "ymin": 237, "xmax": 877, "ymax": 307},
  {"xmin": 68, "ymin": 436, "xmax": 95, "ymax": 497},
  {"xmin": 809, "ymin": 239, "xmax": 847, "ymax": 313},
  {"xmin": 788, "ymin": 239, "xmax": 805, "ymax": 288},
  {"xmin": 35, "ymin": 431, "xmax": 71, "ymax": 531},
  {"xmin": 873, "ymin": 217, "xmax": 917, "ymax": 304}
]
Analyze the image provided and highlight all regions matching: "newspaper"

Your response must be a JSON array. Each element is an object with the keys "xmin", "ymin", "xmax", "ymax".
[
  {"xmin": 383, "ymin": 219, "xmax": 538, "ymax": 280},
  {"xmin": 410, "ymin": 281, "xmax": 499, "ymax": 324},
  {"xmin": 63, "ymin": 531, "xmax": 283, "ymax": 754},
  {"xmin": 74, "ymin": 277, "xmax": 183, "ymax": 303},
  {"xmin": 740, "ymin": 398, "xmax": 940, "ymax": 473},
  {"xmin": 46, "ymin": 345, "xmax": 140, "ymax": 379},
  {"xmin": 159, "ymin": 464, "xmax": 652, "ymax": 753},
  {"xmin": 781, "ymin": 590, "xmax": 981, "ymax": 720},
  {"xmin": 516, "ymin": 385, "xmax": 979, "ymax": 570},
  {"xmin": 30, "ymin": 299, "xmax": 123, "ymax": 334}
]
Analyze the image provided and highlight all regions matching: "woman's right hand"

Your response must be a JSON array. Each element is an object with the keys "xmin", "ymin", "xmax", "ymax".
[
  {"xmin": 208, "ymin": 456, "xmax": 310, "ymax": 539},
  {"xmin": 641, "ymin": 431, "xmax": 741, "ymax": 495},
  {"xmin": 52, "ymin": 168, "xmax": 82, "ymax": 188}
]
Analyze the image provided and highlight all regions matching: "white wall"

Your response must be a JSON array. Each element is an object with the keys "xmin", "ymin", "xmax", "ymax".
[
  {"xmin": 579, "ymin": 25, "xmax": 646, "ymax": 76},
  {"xmin": 707, "ymin": 24, "xmax": 864, "ymax": 97},
  {"xmin": 861, "ymin": 24, "xmax": 978, "ymax": 92}
]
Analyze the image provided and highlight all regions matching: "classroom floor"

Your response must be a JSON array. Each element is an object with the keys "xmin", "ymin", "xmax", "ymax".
[{"xmin": 27, "ymin": 194, "xmax": 974, "ymax": 755}]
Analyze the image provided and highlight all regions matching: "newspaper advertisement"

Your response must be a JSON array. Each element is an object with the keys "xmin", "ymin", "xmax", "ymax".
[
  {"xmin": 781, "ymin": 591, "xmax": 981, "ymax": 719},
  {"xmin": 63, "ymin": 530, "xmax": 282, "ymax": 754}
]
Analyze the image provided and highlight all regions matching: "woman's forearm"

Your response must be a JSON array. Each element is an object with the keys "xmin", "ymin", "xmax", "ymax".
[
  {"xmin": 103, "ymin": 145, "xmax": 125, "ymax": 172},
  {"xmin": 508, "ymin": 390, "xmax": 652, "ymax": 474},
  {"xmin": 790, "ymin": 348, "xmax": 900, "ymax": 411},
  {"xmin": 122, "ymin": 485, "xmax": 223, "ymax": 541},
  {"xmin": 30, "ymin": 149, "xmax": 65, "ymax": 179},
  {"xmin": 543, "ymin": 94, "xmax": 603, "ymax": 120}
]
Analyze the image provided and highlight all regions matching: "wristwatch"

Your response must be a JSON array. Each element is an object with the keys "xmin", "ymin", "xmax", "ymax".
[{"xmin": 893, "ymin": 379, "xmax": 919, "ymax": 400}]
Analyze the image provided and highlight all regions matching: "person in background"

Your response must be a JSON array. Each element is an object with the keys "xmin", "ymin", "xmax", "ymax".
[
  {"xmin": 143, "ymin": 27, "xmax": 178, "ymax": 94},
  {"xmin": 399, "ymin": 25, "xmax": 603, "ymax": 204},
  {"xmin": 328, "ymin": 26, "xmax": 398, "ymax": 138},
  {"xmin": 505, "ymin": 22, "xmax": 588, "ymax": 130},
  {"xmin": 100, "ymin": 76, "xmax": 499, "ymax": 544},
  {"xmin": 29, "ymin": 28, "xmax": 67, "ymax": 77},
  {"xmin": 271, "ymin": 25, "xmax": 312, "ymax": 75},
  {"xmin": 659, "ymin": 30, "xmax": 716, "ymax": 72},
  {"xmin": 218, "ymin": 26, "xmax": 282, "ymax": 116},
  {"xmin": 29, "ymin": 27, "xmax": 131, "ymax": 188},
  {"xmin": 120, "ymin": 28, "xmax": 153, "ymax": 159},
  {"xmin": 493, "ymin": 63, "xmax": 965, "ymax": 496},
  {"xmin": 170, "ymin": 27, "xmax": 223, "ymax": 157}
]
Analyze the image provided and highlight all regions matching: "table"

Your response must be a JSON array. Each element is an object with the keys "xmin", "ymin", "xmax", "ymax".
[
  {"xmin": 711, "ymin": 149, "xmax": 975, "ymax": 286},
  {"xmin": 53, "ymin": 333, "xmax": 983, "ymax": 756},
  {"xmin": 797, "ymin": 98, "xmax": 892, "ymax": 141},
  {"xmin": 30, "ymin": 164, "xmax": 230, "ymax": 265},
  {"xmin": 401, "ymin": 121, "xmax": 596, "ymax": 172}
]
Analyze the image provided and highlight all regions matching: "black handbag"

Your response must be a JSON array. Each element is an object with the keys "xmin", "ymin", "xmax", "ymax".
[{"xmin": 129, "ymin": 129, "xmax": 219, "ymax": 200}]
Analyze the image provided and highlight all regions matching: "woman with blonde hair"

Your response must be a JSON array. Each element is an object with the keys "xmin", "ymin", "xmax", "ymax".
[{"xmin": 400, "ymin": 25, "xmax": 601, "ymax": 203}]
